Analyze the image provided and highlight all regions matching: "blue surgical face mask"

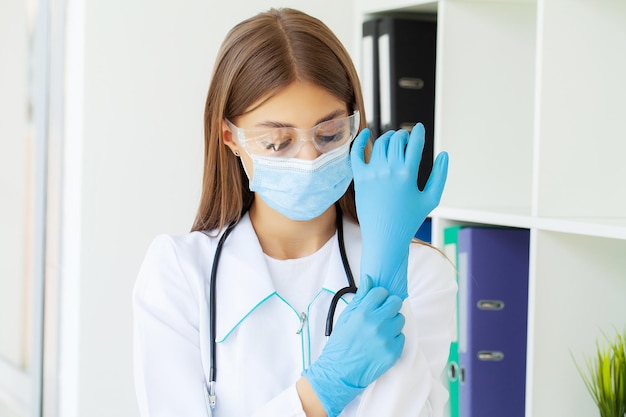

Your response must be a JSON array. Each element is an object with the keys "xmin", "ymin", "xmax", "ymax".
[{"xmin": 242, "ymin": 141, "xmax": 353, "ymax": 221}]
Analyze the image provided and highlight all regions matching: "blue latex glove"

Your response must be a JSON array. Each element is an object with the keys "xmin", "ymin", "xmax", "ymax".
[
  {"xmin": 350, "ymin": 124, "xmax": 448, "ymax": 299},
  {"xmin": 302, "ymin": 276, "xmax": 405, "ymax": 417}
]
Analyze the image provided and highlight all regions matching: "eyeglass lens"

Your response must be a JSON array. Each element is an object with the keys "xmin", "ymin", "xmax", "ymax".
[{"xmin": 239, "ymin": 113, "xmax": 358, "ymax": 158}]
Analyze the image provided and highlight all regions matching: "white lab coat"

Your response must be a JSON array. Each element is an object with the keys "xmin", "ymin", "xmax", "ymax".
[{"xmin": 133, "ymin": 213, "xmax": 456, "ymax": 417}]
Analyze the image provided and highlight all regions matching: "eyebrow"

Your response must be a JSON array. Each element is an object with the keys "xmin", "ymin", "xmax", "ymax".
[{"xmin": 254, "ymin": 109, "xmax": 348, "ymax": 129}]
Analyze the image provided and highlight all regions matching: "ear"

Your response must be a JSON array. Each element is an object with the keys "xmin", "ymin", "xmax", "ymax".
[{"xmin": 222, "ymin": 120, "xmax": 242, "ymax": 156}]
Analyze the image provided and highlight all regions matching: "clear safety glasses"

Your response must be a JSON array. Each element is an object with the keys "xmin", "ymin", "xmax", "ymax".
[{"xmin": 225, "ymin": 111, "xmax": 360, "ymax": 159}]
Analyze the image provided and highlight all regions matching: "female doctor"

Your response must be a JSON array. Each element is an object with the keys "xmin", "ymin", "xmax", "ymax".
[{"xmin": 133, "ymin": 7, "xmax": 456, "ymax": 417}]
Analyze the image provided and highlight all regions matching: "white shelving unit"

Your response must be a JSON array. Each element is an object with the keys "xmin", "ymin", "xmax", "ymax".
[{"xmin": 354, "ymin": 0, "xmax": 626, "ymax": 416}]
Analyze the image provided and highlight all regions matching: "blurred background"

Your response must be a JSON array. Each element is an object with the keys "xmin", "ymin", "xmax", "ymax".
[{"xmin": 0, "ymin": 1, "xmax": 356, "ymax": 416}]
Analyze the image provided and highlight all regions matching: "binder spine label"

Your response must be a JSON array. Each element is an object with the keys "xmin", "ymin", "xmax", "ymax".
[
  {"xmin": 378, "ymin": 33, "xmax": 391, "ymax": 129},
  {"xmin": 398, "ymin": 77, "xmax": 424, "ymax": 89},
  {"xmin": 362, "ymin": 35, "xmax": 375, "ymax": 128}
]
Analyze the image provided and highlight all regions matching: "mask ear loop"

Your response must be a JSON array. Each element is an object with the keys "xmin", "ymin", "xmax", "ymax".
[{"xmin": 235, "ymin": 149, "xmax": 253, "ymax": 180}]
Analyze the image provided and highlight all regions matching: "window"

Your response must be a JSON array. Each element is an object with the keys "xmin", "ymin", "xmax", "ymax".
[{"xmin": 0, "ymin": 1, "xmax": 46, "ymax": 416}]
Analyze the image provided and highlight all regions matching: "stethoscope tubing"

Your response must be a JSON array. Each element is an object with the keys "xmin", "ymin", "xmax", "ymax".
[
  {"xmin": 328, "ymin": 205, "xmax": 357, "ymax": 335},
  {"xmin": 203, "ymin": 203, "xmax": 356, "ymax": 409},
  {"xmin": 207, "ymin": 222, "xmax": 236, "ymax": 386}
]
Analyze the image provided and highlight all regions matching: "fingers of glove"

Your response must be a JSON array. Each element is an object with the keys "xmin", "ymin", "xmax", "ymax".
[
  {"xmin": 375, "ymin": 293, "xmax": 404, "ymax": 319},
  {"xmin": 392, "ymin": 332, "xmax": 406, "ymax": 359},
  {"xmin": 353, "ymin": 274, "xmax": 373, "ymax": 303},
  {"xmin": 335, "ymin": 277, "xmax": 379, "ymax": 327},
  {"xmin": 385, "ymin": 312, "xmax": 406, "ymax": 337},
  {"xmin": 357, "ymin": 286, "xmax": 390, "ymax": 311},
  {"xmin": 370, "ymin": 130, "xmax": 395, "ymax": 164},
  {"xmin": 350, "ymin": 128, "xmax": 371, "ymax": 168},
  {"xmin": 405, "ymin": 123, "xmax": 426, "ymax": 175},
  {"xmin": 423, "ymin": 151, "xmax": 449, "ymax": 203},
  {"xmin": 388, "ymin": 129, "xmax": 409, "ymax": 166},
  {"xmin": 343, "ymin": 275, "xmax": 372, "ymax": 317},
  {"xmin": 372, "ymin": 331, "xmax": 406, "ymax": 376},
  {"xmin": 385, "ymin": 331, "xmax": 406, "ymax": 359}
]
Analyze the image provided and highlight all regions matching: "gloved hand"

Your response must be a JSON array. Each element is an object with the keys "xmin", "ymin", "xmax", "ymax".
[
  {"xmin": 350, "ymin": 124, "xmax": 448, "ymax": 299},
  {"xmin": 302, "ymin": 276, "xmax": 405, "ymax": 417}
]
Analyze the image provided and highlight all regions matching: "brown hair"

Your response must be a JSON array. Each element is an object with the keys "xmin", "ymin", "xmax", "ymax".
[{"xmin": 191, "ymin": 8, "xmax": 367, "ymax": 232}]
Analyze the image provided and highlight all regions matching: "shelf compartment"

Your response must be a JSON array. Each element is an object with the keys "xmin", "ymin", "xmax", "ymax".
[
  {"xmin": 435, "ymin": 0, "xmax": 537, "ymax": 212},
  {"xmin": 527, "ymin": 230, "xmax": 626, "ymax": 417},
  {"xmin": 533, "ymin": 0, "xmax": 626, "ymax": 218}
]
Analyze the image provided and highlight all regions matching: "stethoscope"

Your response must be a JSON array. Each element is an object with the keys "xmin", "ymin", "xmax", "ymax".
[{"xmin": 202, "ymin": 203, "xmax": 357, "ymax": 410}]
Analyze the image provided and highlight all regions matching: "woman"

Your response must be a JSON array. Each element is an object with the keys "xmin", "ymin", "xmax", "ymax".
[{"xmin": 133, "ymin": 8, "xmax": 456, "ymax": 417}]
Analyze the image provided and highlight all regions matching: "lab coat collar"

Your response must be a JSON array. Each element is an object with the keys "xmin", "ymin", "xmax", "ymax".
[{"xmin": 213, "ymin": 212, "xmax": 361, "ymax": 342}]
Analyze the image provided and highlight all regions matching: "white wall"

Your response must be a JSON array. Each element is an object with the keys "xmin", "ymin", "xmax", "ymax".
[
  {"xmin": 0, "ymin": 0, "xmax": 29, "ymax": 370},
  {"xmin": 61, "ymin": 1, "xmax": 356, "ymax": 416}
]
